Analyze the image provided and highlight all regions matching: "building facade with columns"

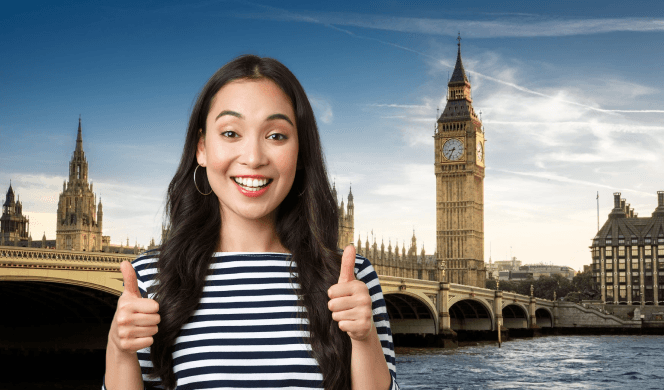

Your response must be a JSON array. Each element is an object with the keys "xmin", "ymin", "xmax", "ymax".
[
  {"xmin": 591, "ymin": 191, "xmax": 664, "ymax": 305},
  {"xmin": 55, "ymin": 118, "xmax": 104, "ymax": 251}
]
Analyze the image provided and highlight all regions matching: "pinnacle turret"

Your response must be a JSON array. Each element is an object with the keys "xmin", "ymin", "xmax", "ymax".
[{"xmin": 76, "ymin": 116, "xmax": 83, "ymax": 153}]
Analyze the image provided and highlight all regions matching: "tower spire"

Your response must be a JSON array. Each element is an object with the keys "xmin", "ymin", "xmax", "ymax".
[
  {"xmin": 76, "ymin": 115, "xmax": 83, "ymax": 152},
  {"xmin": 449, "ymin": 33, "xmax": 469, "ymax": 85}
]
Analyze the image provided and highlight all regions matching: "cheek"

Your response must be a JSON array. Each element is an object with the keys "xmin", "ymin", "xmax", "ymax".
[{"xmin": 276, "ymin": 149, "xmax": 298, "ymax": 178}]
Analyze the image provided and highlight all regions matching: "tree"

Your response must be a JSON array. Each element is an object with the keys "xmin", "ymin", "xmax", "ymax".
[
  {"xmin": 485, "ymin": 274, "xmax": 575, "ymax": 300},
  {"xmin": 565, "ymin": 270, "xmax": 599, "ymax": 302}
]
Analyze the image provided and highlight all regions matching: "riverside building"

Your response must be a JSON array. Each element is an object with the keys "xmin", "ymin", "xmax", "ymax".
[{"xmin": 591, "ymin": 191, "xmax": 664, "ymax": 305}]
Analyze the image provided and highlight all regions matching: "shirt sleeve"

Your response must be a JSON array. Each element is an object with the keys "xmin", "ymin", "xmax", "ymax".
[
  {"xmin": 102, "ymin": 251, "xmax": 161, "ymax": 390},
  {"xmin": 354, "ymin": 254, "xmax": 400, "ymax": 390}
]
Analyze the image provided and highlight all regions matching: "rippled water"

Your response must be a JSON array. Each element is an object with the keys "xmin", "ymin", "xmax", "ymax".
[{"xmin": 396, "ymin": 336, "xmax": 664, "ymax": 390}]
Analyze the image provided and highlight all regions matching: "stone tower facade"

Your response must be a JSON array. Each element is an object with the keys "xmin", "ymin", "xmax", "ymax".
[
  {"xmin": 1, "ymin": 182, "xmax": 30, "ymax": 244},
  {"xmin": 56, "ymin": 118, "xmax": 103, "ymax": 251},
  {"xmin": 435, "ymin": 37, "xmax": 486, "ymax": 287},
  {"xmin": 333, "ymin": 183, "xmax": 354, "ymax": 249}
]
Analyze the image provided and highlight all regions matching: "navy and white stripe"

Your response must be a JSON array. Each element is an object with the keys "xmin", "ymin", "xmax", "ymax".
[{"xmin": 103, "ymin": 251, "xmax": 399, "ymax": 389}]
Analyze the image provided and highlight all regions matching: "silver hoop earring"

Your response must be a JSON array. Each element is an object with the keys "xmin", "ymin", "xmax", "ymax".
[{"xmin": 194, "ymin": 164, "xmax": 213, "ymax": 196}]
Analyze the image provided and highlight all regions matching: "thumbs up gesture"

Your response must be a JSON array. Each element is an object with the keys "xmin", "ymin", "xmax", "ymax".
[
  {"xmin": 327, "ymin": 245, "xmax": 374, "ymax": 341},
  {"xmin": 108, "ymin": 261, "xmax": 160, "ymax": 354}
]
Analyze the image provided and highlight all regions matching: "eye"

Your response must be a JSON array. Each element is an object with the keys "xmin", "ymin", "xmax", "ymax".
[
  {"xmin": 267, "ymin": 133, "xmax": 287, "ymax": 141},
  {"xmin": 221, "ymin": 130, "xmax": 239, "ymax": 138}
]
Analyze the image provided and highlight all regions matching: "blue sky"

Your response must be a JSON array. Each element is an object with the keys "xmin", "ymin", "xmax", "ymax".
[{"xmin": 2, "ymin": 0, "xmax": 663, "ymax": 270}]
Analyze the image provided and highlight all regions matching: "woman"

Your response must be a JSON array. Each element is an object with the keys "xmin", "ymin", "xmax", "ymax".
[{"xmin": 104, "ymin": 55, "xmax": 399, "ymax": 390}]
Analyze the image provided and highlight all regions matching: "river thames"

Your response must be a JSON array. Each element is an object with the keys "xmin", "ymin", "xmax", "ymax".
[
  {"xmin": 395, "ymin": 335, "xmax": 663, "ymax": 390},
  {"xmin": 3, "ymin": 335, "xmax": 662, "ymax": 389}
]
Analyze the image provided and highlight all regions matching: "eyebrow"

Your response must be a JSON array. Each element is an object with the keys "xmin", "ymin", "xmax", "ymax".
[
  {"xmin": 215, "ymin": 111, "xmax": 294, "ymax": 126},
  {"xmin": 266, "ymin": 113, "xmax": 294, "ymax": 126}
]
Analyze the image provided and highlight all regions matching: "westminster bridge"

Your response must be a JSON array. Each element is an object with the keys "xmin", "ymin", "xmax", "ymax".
[{"xmin": 0, "ymin": 246, "xmax": 638, "ymax": 353}]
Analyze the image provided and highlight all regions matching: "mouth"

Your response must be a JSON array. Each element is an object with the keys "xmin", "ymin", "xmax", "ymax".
[{"xmin": 232, "ymin": 176, "xmax": 273, "ymax": 192}]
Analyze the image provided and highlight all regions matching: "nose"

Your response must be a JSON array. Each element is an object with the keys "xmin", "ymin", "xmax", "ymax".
[{"xmin": 238, "ymin": 136, "xmax": 268, "ymax": 168}]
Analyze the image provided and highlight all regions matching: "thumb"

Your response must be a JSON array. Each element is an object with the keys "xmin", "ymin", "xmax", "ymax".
[
  {"xmin": 338, "ymin": 244, "xmax": 357, "ymax": 284},
  {"xmin": 120, "ymin": 261, "xmax": 141, "ymax": 298}
]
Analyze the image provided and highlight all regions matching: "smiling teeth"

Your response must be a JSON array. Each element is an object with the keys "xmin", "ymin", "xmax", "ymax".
[{"xmin": 234, "ymin": 177, "xmax": 270, "ymax": 191}]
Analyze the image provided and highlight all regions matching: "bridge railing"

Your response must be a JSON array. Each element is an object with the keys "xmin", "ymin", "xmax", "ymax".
[{"xmin": 0, "ymin": 245, "xmax": 136, "ymax": 265}]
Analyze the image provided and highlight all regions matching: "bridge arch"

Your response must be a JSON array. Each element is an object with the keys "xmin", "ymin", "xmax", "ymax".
[
  {"xmin": 502, "ymin": 303, "xmax": 529, "ymax": 329},
  {"xmin": 535, "ymin": 307, "xmax": 553, "ymax": 328},
  {"xmin": 384, "ymin": 292, "xmax": 437, "ymax": 334},
  {"xmin": 1, "ymin": 270, "xmax": 124, "ymax": 296},
  {"xmin": 448, "ymin": 298, "xmax": 493, "ymax": 331},
  {"xmin": 0, "ymin": 279, "xmax": 118, "ymax": 351}
]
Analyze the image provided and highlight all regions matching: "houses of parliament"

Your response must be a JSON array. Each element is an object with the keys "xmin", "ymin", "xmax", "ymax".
[{"xmin": 1, "ymin": 42, "xmax": 487, "ymax": 287}]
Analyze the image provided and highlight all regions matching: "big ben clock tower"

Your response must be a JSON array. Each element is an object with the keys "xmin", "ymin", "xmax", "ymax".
[{"xmin": 435, "ymin": 35, "xmax": 486, "ymax": 287}]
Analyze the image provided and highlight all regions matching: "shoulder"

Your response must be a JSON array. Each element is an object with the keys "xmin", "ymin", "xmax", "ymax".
[
  {"xmin": 131, "ymin": 249, "xmax": 159, "ymax": 273},
  {"xmin": 130, "ymin": 249, "xmax": 160, "ymax": 297}
]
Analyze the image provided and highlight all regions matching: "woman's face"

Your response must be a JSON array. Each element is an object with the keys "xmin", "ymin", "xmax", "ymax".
[{"xmin": 197, "ymin": 78, "xmax": 299, "ymax": 225}]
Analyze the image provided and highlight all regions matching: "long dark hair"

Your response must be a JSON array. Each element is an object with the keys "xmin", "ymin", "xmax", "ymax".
[{"xmin": 149, "ymin": 55, "xmax": 351, "ymax": 389}]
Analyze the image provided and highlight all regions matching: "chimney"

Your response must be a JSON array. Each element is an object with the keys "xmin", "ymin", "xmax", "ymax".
[
  {"xmin": 653, "ymin": 191, "xmax": 664, "ymax": 217},
  {"xmin": 610, "ymin": 192, "xmax": 627, "ymax": 218},
  {"xmin": 613, "ymin": 193, "xmax": 621, "ymax": 209}
]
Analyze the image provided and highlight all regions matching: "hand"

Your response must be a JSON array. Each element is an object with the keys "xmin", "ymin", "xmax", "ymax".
[
  {"xmin": 108, "ymin": 261, "xmax": 160, "ymax": 353},
  {"xmin": 328, "ymin": 245, "xmax": 374, "ymax": 341}
]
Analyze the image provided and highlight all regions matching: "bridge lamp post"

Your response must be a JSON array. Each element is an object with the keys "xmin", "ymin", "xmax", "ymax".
[{"xmin": 497, "ymin": 318, "xmax": 502, "ymax": 348}]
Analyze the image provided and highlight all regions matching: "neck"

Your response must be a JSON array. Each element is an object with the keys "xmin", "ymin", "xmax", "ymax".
[{"xmin": 218, "ymin": 209, "xmax": 288, "ymax": 253}]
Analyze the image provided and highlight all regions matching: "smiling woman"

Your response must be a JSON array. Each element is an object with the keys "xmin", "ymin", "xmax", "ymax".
[
  {"xmin": 197, "ymin": 78, "xmax": 299, "ymax": 240},
  {"xmin": 103, "ymin": 55, "xmax": 399, "ymax": 390}
]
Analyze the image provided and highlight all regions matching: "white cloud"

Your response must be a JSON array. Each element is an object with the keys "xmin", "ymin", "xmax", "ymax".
[
  {"xmin": 310, "ymin": 96, "xmax": 333, "ymax": 124},
  {"xmin": 0, "ymin": 172, "xmax": 166, "ymax": 247},
  {"xmin": 242, "ymin": 8, "xmax": 664, "ymax": 38}
]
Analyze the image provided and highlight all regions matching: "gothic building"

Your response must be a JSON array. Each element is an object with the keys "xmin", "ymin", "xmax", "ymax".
[
  {"xmin": 591, "ymin": 192, "xmax": 664, "ymax": 305},
  {"xmin": 434, "ymin": 36, "xmax": 486, "ymax": 287},
  {"xmin": 1, "ymin": 182, "xmax": 30, "ymax": 244},
  {"xmin": 333, "ymin": 183, "xmax": 354, "ymax": 249},
  {"xmin": 357, "ymin": 230, "xmax": 438, "ymax": 281},
  {"xmin": 56, "ymin": 118, "xmax": 103, "ymax": 251}
]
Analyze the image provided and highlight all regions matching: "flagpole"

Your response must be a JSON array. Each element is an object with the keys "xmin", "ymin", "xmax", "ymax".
[{"xmin": 597, "ymin": 191, "xmax": 600, "ymax": 231}]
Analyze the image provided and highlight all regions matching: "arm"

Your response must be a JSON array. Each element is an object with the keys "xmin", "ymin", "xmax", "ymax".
[
  {"xmin": 350, "ymin": 324, "xmax": 392, "ymax": 390},
  {"xmin": 104, "ymin": 260, "xmax": 159, "ymax": 390},
  {"xmin": 104, "ymin": 344, "xmax": 144, "ymax": 390},
  {"xmin": 328, "ymin": 246, "xmax": 399, "ymax": 390}
]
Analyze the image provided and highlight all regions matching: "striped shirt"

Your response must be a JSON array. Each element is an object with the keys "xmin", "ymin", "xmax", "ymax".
[{"xmin": 103, "ymin": 251, "xmax": 399, "ymax": 389}]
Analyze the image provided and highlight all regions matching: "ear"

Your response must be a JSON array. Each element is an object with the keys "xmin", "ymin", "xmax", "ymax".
[{"xmin": 196, "ymin": 130, "xmax": 207, "ymax": 167}]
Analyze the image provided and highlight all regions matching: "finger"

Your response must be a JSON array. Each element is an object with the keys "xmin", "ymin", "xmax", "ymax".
[
  {"xmin": 121, "ymin": 261, "xmax": 141, "ymax": 298},
  {"xmin": 129, "ymin": 313, "xmax": 161, "ymax": 327},
  {"xmin": 129, "ymin": 325, "xmax": 159, "ymax": 339},
  {"xmin": 331, "ymin": 307, "xmax": 367, "ymax": 322},
  {"xmin": 328, "ymin": 279, "xmax": 368, "ymax": 299},
  {"xmin": 125, "ymin": 298, "xmax": 160, "ymax": 314},
  {"xmin": 337, "ymin": 319, "xmax": 372, "ymax": 340},
  {"xmin": 119, "ymin": 336, "xmax": 154, "ymax": 352},
  {"xmin": 338, "ymin": 244, "xmax": 357, "ymax": 284},
  {"xmin": 328, "ymin": 293, "xmax": 369, "ymax": 312},
  {"xmin": 328, "ymin": 296, "xmax": 355, "ymax": 313}
]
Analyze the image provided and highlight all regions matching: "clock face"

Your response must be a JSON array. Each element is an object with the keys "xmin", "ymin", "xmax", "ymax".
[
  {"xmin": 443, "ymin": 138, "xmax": 464, "ymax": 161},
  {"xmin": 476, "ymin": 142, "xmax": 483, "ymax": 162}
]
